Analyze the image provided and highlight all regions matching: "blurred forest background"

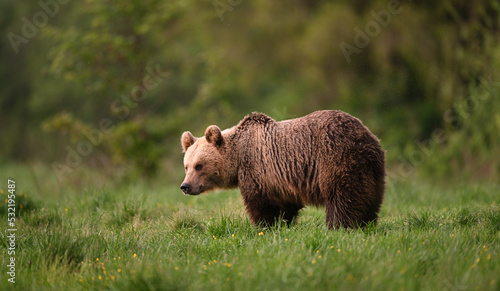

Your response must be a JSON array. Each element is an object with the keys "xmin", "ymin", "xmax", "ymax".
[{"xmin": 1, "ymin": 0, "xmax": 499, "ymax": 187}]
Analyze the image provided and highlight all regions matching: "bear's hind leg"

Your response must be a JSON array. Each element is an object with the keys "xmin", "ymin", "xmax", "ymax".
[
  {"xmin": 325, "ymin": 200, "xmax": 338, "ymax": 229},
  {"xmin": 324, "ymin": 189, "xmax": 365, "ymax": 229}
]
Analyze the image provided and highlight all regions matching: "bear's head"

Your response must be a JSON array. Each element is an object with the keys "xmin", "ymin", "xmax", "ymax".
[{"xmin": 180, "ymin": 125, "xmax": 233, "ymax": 195}]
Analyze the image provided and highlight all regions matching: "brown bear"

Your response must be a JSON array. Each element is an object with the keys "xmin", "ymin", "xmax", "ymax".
[{"xmin": 180, "ymin": 110, "xmax": 385, "ymax": 229}]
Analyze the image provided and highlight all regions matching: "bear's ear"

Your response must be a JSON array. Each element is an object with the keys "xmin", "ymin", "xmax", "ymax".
[
  {"xmin": 205, "ymin": 125, "xmax": 224, "ymax": 148},
  {"xmin": 181, "ymin": 131, "xmax": 197, "ymax": 152}
]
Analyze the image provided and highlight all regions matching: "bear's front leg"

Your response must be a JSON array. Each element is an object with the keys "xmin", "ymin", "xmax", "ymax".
[
  {"xmin": 281, "ymin": 203, "xmax": 304, "ymax": 225},
  {"xmin": 238, "ymin": 176, "xmax": 282, "ymax": 226},
  {"xmin": 238, "ymin": 172, "xmax": 281, "ymax": 226},
  {"xmin": 241, "ymin": 191, "xmax": 282, "ymax": 227},
  {"xmin": 239, "ymin": 171, "xmax": 302, "ymax": 227}
]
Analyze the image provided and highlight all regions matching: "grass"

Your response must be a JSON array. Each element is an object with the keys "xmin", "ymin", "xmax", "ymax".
[{"xmin": 0, "ymin": 164, "xmax": 499, "ymax": 290}]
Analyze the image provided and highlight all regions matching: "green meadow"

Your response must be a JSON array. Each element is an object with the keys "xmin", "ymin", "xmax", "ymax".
[{"xmin": 0, "ymin": 164, "xmax": 498, "ymax": 291}]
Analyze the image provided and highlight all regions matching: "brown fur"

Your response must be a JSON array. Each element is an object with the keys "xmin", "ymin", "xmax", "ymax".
[{"xmin": 181, "ymin": 110, "xmax": 385, "ymax": 229}]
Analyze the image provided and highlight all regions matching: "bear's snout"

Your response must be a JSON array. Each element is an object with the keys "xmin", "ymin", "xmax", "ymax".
[{"xmin": 180, "ymin": 183, "xmax": 191, "ymax": 194}]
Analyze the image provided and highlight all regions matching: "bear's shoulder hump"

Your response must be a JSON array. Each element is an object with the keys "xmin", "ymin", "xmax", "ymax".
[{"xmin": 238, "ymin": 112, "xmax": 275, "ymax": 127}]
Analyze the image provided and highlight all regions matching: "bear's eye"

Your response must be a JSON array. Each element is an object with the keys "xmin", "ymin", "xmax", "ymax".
[{"xmin": 195, "ymin": 164, "xmax": 203, "ymax": 171}]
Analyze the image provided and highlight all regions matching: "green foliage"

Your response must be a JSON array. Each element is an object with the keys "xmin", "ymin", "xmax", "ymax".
[
  {"xmin": 108, "ymin": 117, "xmax": 167, "ymax": 179},
  {"xmin": 42, "ymin": 111, "xmax": 169, "ymax": 178},
  {"xmin": 45, "ymin": 0, "xmax": 173, "ymax": 92},
  {"xmin": 407, "ymin": 77, "xmax": 500, "ymax": 181},
  {"xmin": 42, "ymin": 112, "xmax": 95, "ymax": 144}
]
